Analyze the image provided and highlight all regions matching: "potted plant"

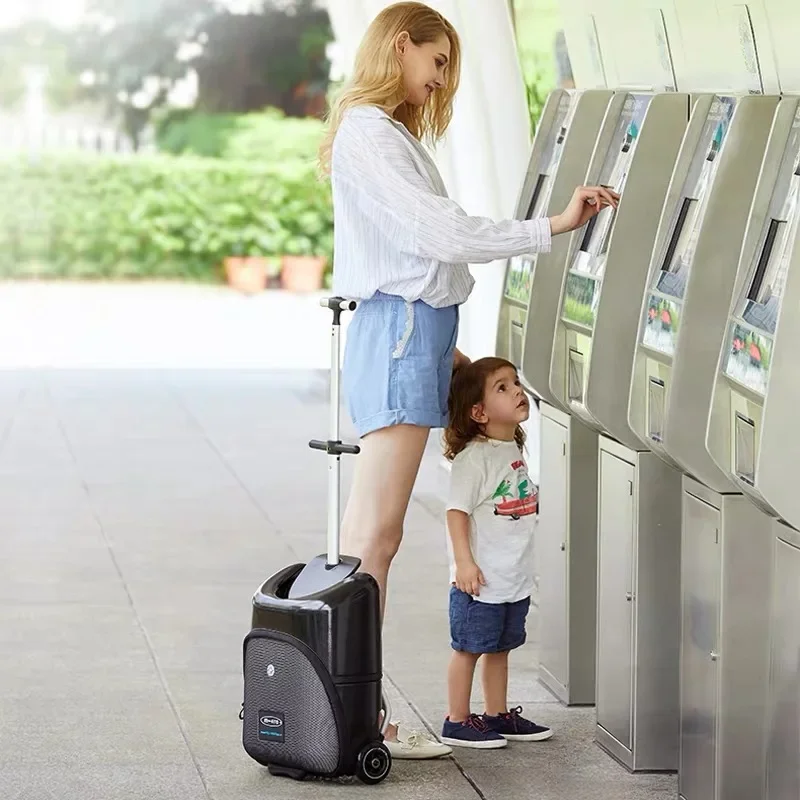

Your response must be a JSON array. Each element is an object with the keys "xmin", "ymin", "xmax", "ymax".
[
  {"xmin": 223, "ymin": 234, "xmax": 282, "ymax": 294},
  {"xmin": 277, "ymin": 171, "xmax": 332, "ymax": 293},
  {"xmin": 280, "ymin": 240, "xmax": 326, "ymax": 292},
  {"xmin": 280, "ymin": 213, "xmax": 329, "ymax": 293}
]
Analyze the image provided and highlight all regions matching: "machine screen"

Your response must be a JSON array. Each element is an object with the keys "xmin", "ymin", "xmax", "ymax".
[
  {"xmin": 724, "ymin": 321, "xmax": 774, "ymax": 396},
  {"xmin": 724, "ymin": 106, "xmax": 800, "ymax": 394},
  {"xmin": 504, "ymin": 94, "xmax": 574, "ymax": 305},
  {"xmin": 641, "ymin": 96, "xmax": 736, "ymax": 356},
  {"xmin": 504, "ymin": 256, "xmax": 535, "ymax": 305},
  {"xmin": 562, "ymin": 93, "xmax": 650, "ymax": 329}
]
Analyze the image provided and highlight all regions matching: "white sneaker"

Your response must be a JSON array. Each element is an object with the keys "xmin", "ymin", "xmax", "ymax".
[{"xmin": 384, "ymin": 724, "xmax": 453, "ymax": 760}]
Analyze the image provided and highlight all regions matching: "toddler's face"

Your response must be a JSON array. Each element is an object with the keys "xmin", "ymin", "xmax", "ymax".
[{"xmin": 480, "ymin": 366, "xmax": 530, "ymax": 426}]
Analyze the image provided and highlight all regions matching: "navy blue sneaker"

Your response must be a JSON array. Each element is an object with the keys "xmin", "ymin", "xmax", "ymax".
[
  {"xmin": 441, "ymin": 714, "xmax": 508, "ymax": 749},
  {"xmin": 482, "ymin": 706, "xmax": 554, "ymax": 741}
]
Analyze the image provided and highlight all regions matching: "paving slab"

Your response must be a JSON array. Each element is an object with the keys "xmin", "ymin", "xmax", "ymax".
[{"xmin": 0, "ymin": 363, "xmax": 677, "ymax": 800}]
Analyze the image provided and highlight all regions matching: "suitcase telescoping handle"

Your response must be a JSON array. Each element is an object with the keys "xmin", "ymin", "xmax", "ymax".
[{"xmin": 309, "ymin": 297, "xmax": 360, "ymax": 567}]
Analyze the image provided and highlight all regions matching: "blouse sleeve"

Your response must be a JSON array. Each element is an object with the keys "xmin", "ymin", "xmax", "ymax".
[{"xmin": 333, "ymin": 115, "xmax": 552, "ymax": 265}]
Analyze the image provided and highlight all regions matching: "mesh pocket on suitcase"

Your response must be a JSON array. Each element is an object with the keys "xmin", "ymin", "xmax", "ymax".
[{"xmin": 242, "ymin": 631, "xmax": 342, "ymax": 776}]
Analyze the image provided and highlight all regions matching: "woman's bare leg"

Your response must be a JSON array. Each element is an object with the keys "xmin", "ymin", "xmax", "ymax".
[
  {"xmin": 340, "ymin": 424, "xmax": 453, "ymax": 756},
  {"xmin": 341, "ymin": 423, "xmax": 430, "ymax": 619}
]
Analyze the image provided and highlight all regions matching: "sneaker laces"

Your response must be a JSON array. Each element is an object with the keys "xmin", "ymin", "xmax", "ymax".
[
  {"xmin": 502, "ymin": 706, "xmax": 524, "ymax": 731},
  {"xmin": 465, "ymin": 714, "xmax": 490, "ymax": 732}
]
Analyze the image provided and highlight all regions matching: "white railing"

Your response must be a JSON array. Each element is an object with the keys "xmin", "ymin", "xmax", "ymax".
[{"xmin": 0, "ymin": 117, "xmax": 155, "ymax": 155}]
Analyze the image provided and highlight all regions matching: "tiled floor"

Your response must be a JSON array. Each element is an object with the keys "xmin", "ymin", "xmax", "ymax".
[
  {"xmin": 0, "ymin": 283, "xmax": 677, "ymax": 799},
  {"xmin": 0, "ymin": 366, "xmax": 676, "ymax": 800}
]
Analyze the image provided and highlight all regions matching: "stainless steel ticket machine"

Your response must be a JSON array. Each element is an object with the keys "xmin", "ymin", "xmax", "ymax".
[
  {"xmin": 536, "ymin": 91, "xmax": 689, "ymax": 714},
  {"xmin": 707, "ymin": 95, "xmax": 800, "ymax": 800},
  {"xmin": 628, "ymin": 91, "xmax": 779, "ymax": 796}
]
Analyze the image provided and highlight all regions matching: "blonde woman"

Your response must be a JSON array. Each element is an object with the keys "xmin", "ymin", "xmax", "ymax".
[{"xmin": 319, "ymin": 1, "xmax": 617, "ymax": 760}]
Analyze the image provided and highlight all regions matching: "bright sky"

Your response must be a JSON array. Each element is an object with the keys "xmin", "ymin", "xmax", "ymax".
[
  {"xmin": 0, "ymin": 0, "xmax": 271, "ymax": 29},
  {"xmin": 0, "ymin": 0, "xmax": 87, "ymax": 28}
]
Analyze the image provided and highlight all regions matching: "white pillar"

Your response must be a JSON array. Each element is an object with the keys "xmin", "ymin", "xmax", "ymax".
[{"xmin": 443, "ymin": 0, "xmax": 530, "ymax": 359}]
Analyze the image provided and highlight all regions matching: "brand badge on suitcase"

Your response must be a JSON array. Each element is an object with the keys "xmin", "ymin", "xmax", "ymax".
[{"xmin": 259, "ymin": 711, "xmax": 285, "ymax": 743}]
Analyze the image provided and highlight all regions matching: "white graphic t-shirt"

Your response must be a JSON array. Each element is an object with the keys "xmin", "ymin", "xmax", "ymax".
[{"xmin": 446, "ymin": 438, "xmax": 538, "ymax": 604}]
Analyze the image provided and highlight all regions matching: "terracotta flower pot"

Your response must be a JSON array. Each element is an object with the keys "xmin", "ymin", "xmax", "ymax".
[
  {"xmin": 224, "ymin": 256, "xmax": 269, "ymax": 295},
  {"xmin": 280, "ymin": 255, "xmax": 327, "ymax": 293}
]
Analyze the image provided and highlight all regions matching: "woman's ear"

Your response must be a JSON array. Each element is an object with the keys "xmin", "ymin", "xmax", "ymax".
[{"xmin": 395, "ymin": 31, "xmax": 409, "ymax": 56}]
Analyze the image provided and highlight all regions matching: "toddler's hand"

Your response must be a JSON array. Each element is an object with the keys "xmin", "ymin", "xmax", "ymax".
[{"xmin": 455, "ymin": 561, "xmax": 486, "ymax": 596}]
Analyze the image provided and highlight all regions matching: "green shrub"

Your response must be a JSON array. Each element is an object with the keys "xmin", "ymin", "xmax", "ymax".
[
  {"xmin": 155, "ymin": 109, "xmax": 241, "ymax": 159},
  {"xmin": 0, "ymin": 154, "xmax": 332, "ymax": 281},
  {"xmin": 222, "ymin": 109, "xmax": 325, "ymax": 167},
  {"xmin": 155, "ymin": 107, "xmax": 325, "ymax": 167}
]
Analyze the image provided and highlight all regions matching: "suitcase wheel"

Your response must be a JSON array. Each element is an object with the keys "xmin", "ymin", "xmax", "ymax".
[{"xmin": 356, "ymin": 742, "xmax": 391, "ymax": 785}]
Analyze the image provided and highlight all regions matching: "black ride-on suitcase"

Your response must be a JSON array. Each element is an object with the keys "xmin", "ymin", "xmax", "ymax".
[{"xmin": 241, "ymin": 297, "xmax": 391, "ymax": 785}]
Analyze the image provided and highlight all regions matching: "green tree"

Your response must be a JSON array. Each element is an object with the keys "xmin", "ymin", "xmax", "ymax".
[
  {"xmin": 69, "ymin": 0, "xmax": 216, "ymax": 148},
  {"xmin": 68, "ymin": 0, "xmax": 333, "ymax": 146},
  {"xmin": 193, "ymin": 0, "xmax": 332, "ymax": 116}
]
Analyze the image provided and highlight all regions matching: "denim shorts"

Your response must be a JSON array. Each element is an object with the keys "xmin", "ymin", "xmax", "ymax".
[
  {"xmin": 449, "ymin": 587, "xmax": 530, "ymax": 654},
  {"xmin": 342, "ymin": 292, "xmax": 459, "ymax": 438}
]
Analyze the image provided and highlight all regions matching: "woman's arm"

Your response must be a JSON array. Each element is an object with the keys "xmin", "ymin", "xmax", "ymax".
[
  {"xmin": 335, "ymin": 115, "xmax": 618, "ymax": 265},
  {"xmin": 335, "ymin": 115, "xmax": 552, "ymax": 264}
]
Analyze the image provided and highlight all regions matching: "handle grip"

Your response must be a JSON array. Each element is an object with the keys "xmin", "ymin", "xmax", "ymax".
[
  {"xmin": 309, "ymin": 439, "xmax": 361, "ymax": 456},
  {"xmin": 320, "ymin": 296, "xmax": 357, "ymax": 326}
]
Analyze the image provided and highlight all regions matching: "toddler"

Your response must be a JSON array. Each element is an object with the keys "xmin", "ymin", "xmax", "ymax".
[{"xmin": 440, "ymin": 357, "xmax": 553, "ymax": 749}]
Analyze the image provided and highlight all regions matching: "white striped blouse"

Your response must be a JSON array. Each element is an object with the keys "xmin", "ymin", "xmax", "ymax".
[{"xmin": 330, "ymin": 105, "xmax": 552, "ymax": 309}]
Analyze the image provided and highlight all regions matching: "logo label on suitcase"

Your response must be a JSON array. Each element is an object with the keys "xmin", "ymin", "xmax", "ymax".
[{"xmin": 258, "ymin": 710, "xmax": 285, "ymax": 743}]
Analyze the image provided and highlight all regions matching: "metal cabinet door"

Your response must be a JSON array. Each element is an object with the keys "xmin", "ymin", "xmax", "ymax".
[
  {"xmin": 766, "ymin": 535, "xmax": 800, "ymax": 800},
  {"xmin": 680, "ymin": 492, "xmax": 721, "ymax": 800},
  {"xmin": 596, "ymin": 450, "xmax": 635, "ymax": 749},
  {"xmin": 539, "ymin": 415, "xmax": 569, "ymax": 690}
]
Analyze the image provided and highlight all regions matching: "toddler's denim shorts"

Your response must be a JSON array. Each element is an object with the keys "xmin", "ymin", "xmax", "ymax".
[
  {"xmin": 342, "ymin": 292, "xmax": 459, "ymax": 438},
  {"xmin": 449, "ymin": 587, "xmax": 531, "ymax": 654}
]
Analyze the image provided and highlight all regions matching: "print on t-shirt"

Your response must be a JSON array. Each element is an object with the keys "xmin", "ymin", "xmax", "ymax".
[{"xmin": 492, "ymin": 459, "xmax": 538, "ymax": 520}]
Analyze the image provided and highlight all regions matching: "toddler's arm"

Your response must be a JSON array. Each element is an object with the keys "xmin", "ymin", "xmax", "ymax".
[{"xmin": 447, "ymin": 510, "xmax": 485, "ymax": 596}]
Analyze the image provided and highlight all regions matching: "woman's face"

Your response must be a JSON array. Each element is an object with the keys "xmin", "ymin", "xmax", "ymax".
[{"xmin": 396, "ymin": 32, "xmax": 451, "ymax": 107}]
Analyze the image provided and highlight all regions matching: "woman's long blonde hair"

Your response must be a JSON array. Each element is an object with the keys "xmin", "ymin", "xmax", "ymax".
[{"xmin": 318, "ymin": 2, "xmax": 461, "ymax": 175}]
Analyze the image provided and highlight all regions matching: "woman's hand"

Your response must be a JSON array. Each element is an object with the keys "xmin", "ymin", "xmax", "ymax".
[
  {"xmin": 453, "ymin": 347, "xmax": 471, "ymax": 373},
  {"xmin": 549, "ymin": 186, "xmax": 620, "ymax": 236},
  {"xmin": 454, "ymin": 560, "xmax": 486, "ymax": 596}
]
